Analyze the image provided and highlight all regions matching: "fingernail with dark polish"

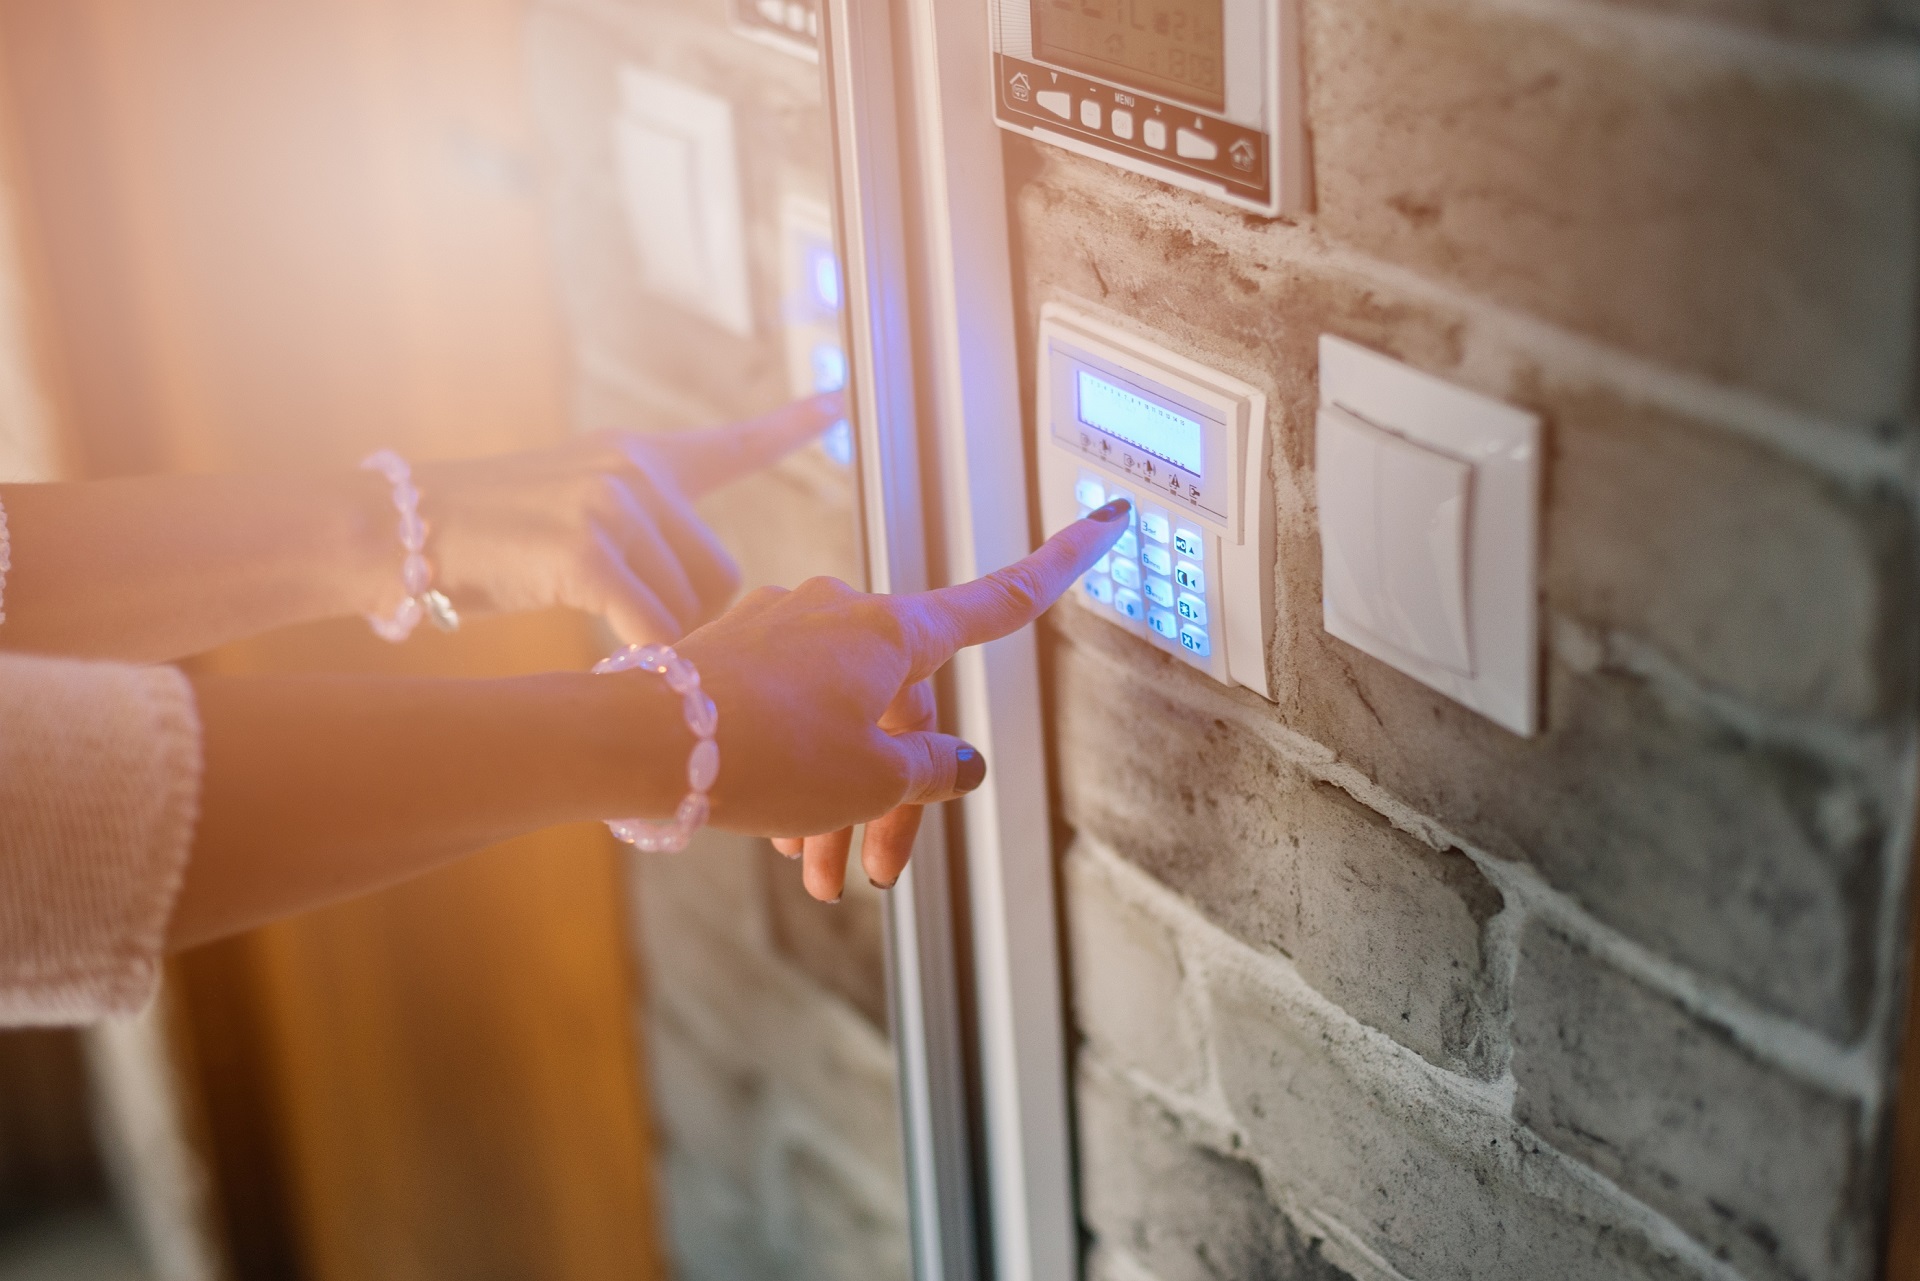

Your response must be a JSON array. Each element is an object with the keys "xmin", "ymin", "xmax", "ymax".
[
  {"xmin": 1088, "ymin": 497, "xmax": 1132, "ymax": 522},
  {"xmin": 869, "ymin": 876, "xmax": 897, "ymax": 892},
  {"xmin": 955, "ymin": 744, "xmax": 987, "ymax": 793}
]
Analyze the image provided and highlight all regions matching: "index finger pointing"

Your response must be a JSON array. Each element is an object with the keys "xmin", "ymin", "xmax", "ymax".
[
  {"xmin": 898, "ymin": 498, "xmax": 1130, "ymax": 681},
  {"xmin": 645, "ymin": 392, "xmax": 848, "ymax": 497}
]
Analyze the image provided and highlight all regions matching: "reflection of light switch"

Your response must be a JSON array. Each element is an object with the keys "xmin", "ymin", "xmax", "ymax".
[
  {"xmin": 1318, "ymin": 405, "xmax": 1473, "ymax": 675},
  {"xmin": 614, "ymin": 67, "xmax": 753, "ymax": 336},
  {"xmin": 1317, "ymin": 336, "xmax": 1541, "ymax": 736}
]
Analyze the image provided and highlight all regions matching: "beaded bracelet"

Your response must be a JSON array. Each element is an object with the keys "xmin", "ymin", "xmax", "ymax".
[
  {"xmin": 593, "ymin": 643, "xmax": 719, "ymax": 853},
  {"xmin": 360, "ymin": 449, "xmax": 459, "ymax": 643},
  {"xmin": 0, "ymin": 494, "xmax": 10, "ymax": 628}
]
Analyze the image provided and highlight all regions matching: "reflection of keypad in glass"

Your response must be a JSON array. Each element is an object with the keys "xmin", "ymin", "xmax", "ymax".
[{"xmin": 1074, "ymin": 471, "xmax": 1214, "ymax": 670}]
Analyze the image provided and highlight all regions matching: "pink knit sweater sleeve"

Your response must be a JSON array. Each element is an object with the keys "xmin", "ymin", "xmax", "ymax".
[{"xmin": 0, "ymin": 653, "xmax": 202, "ymax": 1025}]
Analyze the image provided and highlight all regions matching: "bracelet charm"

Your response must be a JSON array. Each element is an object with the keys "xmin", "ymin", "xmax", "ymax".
[
  {"xmin": 594, "ymin": 642, "xmax": 717, "ymax": 853},
  {"xmin": 360, "ymin": 449, "xmax": 459, "ymax": 642}
]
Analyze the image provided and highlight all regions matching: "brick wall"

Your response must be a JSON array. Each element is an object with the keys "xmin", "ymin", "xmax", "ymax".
[
  {"xmin": 523, "ymin": 3, "xmax": 910, "ymax": 1276},
  {"xmin": 1020, "ymin": 0, "xmax": 1920, "ymax": 1273},
  {"xmin": 524, "ymin": 0, "xmax": 1920, "ymax": 1274}
]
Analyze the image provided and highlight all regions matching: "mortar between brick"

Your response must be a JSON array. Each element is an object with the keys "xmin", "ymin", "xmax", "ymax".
[
  {"xmin": 1058, "ymin": 628, "xmax": 1890, "ymax": 1107},
  {"xmin": 1029, "ymin": 155, "xmax": 1916, "ymax": 486},
  {"xmin": 1071, "ymin": 838, "xmax": 1755, "ymax": 1281}
]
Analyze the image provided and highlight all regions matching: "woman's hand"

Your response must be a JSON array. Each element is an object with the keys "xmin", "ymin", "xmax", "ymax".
[
  {"xmin": 681, "ymin": 498, "xmax": 1131, "ymax": 902},
  {"xmin": 414, "ymin": 393, "xmax": 842, "ymax": 643}
]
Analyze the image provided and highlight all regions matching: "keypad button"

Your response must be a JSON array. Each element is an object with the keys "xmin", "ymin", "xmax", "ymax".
[
  {"xmin": 1114, "ymin": 530, "xmax": 1139, "ymax": 560},
  {"xmin": 1113, "ymin": 588, "xmax": 1144, "ymax": 621},
  {"xmin": 1083, "ymin": 574, "xmax": 1112, "ymax": 604},
  {"xmin": 1093, "ymin": 553, "xmax": 1111, "ymax": 575},
  {"xmin": 1079, "ymin": 100, "xmax": 1102, "ymax": 129},
  {"xmin": 1140, "ymin": 544, "xmax": 1171, "ymax": 577},
  {"xmin": 1179, "ymin": 625, "xmax": 1211, "ymax": 657},
  {"xmin": 1108, "ymin": 489, "xmax": 1138, "ymax": 526},
  {"xmin": 1148, "ymin": 607, "xmax": 1179, "ymax": 641},
  {"xmin": 1174, "ymin": 560, "xmax": 1205, "ymax": 593},
  {"xmin": 1110, "ymin": 109, "xmax": 1134, "ymax": 140},
  {"xmin": 1176, "ymin": 592, "xmax": 1207, "ymax": 626},
  {"xmin": 1141, "ymin": 510, "xmax": 1171, "ymax": 544},
  {"xmin": 1111, "ymin": 558, "xmax": 1140, "ymax": 589},
  {"xmin": 1142, "ymin": 118, "xmax": 1168, "ymax": 150},
  {"xmin": 1175, "ymin": 128, "xmax": 1217, "ymax": 161},
  {"xmin": 1075, "ymin": 476, "xmax": 1106, "ymax": 510},
  {"xmin": 1173, "ymin": 525, "xmax": 1204, "ymax": 558},
  {"xmin": 1035, "ymin": 90, "xmax": 1072, "ymax": 119},
  {"xmin": 1143, "ymin": 576, "xmax": 1174, "ymax": 608}
]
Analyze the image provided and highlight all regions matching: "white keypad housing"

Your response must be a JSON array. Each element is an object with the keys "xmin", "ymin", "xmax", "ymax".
[{"xmin": 1037, "ymin": 303, "xmax": 1275, "ymax": 698}]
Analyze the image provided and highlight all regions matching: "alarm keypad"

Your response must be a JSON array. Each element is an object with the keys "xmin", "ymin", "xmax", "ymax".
[{"xmin": 1076, "ymin": 470, "xmax": 1217, "ymax": 673}]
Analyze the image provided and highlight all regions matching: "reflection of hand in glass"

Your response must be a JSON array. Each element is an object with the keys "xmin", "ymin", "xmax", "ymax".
[
  {"xmin": 0, "ymin": 391, "xmax": 841, "ymax": 661},
  {"xmin": 417, "ymin": 391, "xmax": 844, "ymax": 644}
]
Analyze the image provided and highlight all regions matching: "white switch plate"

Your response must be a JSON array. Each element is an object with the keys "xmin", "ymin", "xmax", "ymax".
[
  {"xmin": 614, "ymin": 67, "xmax": 754, "ymax": 337},
  {"xmin": 1038, "ymin": 303, "xmax": 1275, "ymax": 699},
  {"xmin": 1316, "ymin": 335, "xmax": 1541, "ymax": 736}
]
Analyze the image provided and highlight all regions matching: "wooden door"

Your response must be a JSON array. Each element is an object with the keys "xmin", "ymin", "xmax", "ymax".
[{"xmin": 0, "ymin": 4, "xmax": 666, "ymax": 1277}]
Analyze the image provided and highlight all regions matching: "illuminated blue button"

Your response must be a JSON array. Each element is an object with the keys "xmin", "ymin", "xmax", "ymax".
[
  {"xmin": 1143, "ymin": 576, "xmax": 1174, "ymax": 608},
  {"xmin": 1114, "ymin": 530, "xmax": 1139, "ymax": 560},
  {"xmin": 1176, "ymin": 592, "xmax": 1207, "ymax": 626},
  {"xmin": 1173, "ymin": 526, "xmax": 1204, "ymax": 558},
  {"xmin": 1113, "ymin": 588, "xmax": 1144, "ymax": 621},
  {"xmin": 1174, "ymin": 560, "xmax": 1205, "ymax": 593},
  {"xmin": 1093, "ymin": 553, "xmax": 1111, "ymax": 575},
  {"xmin": 1141, "ymin": 510, "xmax": 1171, "ymax": 544},
  {"xmin": 1083, "ymin": 574, "xmax": 1113, "ymax": 604},
  {"xmin": 1140, "ymin": 544, "xmax": 1171, "ymax": 577},
  {"xmin": 1075, "ymin": 476, "xmax": 1106, "ymax": 510},
  {"xmin": 1179, "ymin": 625, "xmax": 1210, "ymax": 657},
  {"xmin": 1148, "ymin": 607, "xmax": 1179, "ymax": 641},
  {"xmin": 1111, "ymin": 558, "xmax": 1140, "ymax": 589}
]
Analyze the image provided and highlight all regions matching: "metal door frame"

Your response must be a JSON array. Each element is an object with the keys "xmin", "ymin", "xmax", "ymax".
[{"xmin": 821, "ymin": 0, "xmax": 1077, "ymax": 1277}]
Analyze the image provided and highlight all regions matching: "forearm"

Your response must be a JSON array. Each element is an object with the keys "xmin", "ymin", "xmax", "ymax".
[
  {"xmin": 169, "ymin": 670, "xmax": 687, "ymax": 949},
  {"xmin": 0, "ymin": 471, "xmax": 397, "ymax": 661}
]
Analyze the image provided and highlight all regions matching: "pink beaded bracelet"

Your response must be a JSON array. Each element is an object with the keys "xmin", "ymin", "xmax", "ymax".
[
  {"xmin": 593, "ymin": 643, "xmax": 719, "ymax": 853},
  {"xmin": 360, "ymin": 449, "xmax": 459, "ymax": 643}
]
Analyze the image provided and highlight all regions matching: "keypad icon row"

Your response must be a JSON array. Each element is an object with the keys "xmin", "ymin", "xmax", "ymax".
[{"xmin": 1076, "ymin": 471, "xmax": 1211, "ymax": 662}]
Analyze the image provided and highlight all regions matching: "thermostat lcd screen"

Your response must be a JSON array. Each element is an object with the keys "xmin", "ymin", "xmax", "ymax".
[
  {"xmin": 1076, "ymin": 370, "xmax": 1205, "ymax": 477},
  {"xmin": 1033, "ymin": 0, "xmax": 1225, "ymax": 112}
]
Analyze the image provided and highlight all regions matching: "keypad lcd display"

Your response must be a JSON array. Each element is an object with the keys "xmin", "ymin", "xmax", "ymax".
[
  {"xmin": 1033, "ymin": 0, "xmax": 1226, "ymax": 111},
  {"xmin": 1077, "ymin": 370, "xmax": 1205, "ymax": 477}
]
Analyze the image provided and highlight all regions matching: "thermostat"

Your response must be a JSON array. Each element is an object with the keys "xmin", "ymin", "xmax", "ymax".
[
  {"xmin": 989, "ymin": 0, "xmax": 1308, "ymax": 216},
  {"xmin": 1038, "ymin": 303, "xmax": 1275, "ymax": 697}
]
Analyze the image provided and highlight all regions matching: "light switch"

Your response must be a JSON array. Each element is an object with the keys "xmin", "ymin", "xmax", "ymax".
[
  {"xmin": 614, "ymin": 67, "xmax": 753, "ymax": 336},
  {"xmin": 1317, "ymin": 404, "xmax": 1473, "ymax": 676},
  {"xmin": 1317, "ymin": 335, "xmax": 1541, "ymax": 736}
]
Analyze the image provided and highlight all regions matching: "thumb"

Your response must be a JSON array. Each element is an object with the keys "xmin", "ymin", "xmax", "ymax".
[{"xmin": 889, "ymin": 732, "xmax": 989, "ymax": 806}]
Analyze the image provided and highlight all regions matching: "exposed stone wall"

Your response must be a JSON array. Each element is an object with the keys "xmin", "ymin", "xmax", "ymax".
[
  {"xmin": 1016, "ymin": 0, "xmax": 1920, "ymax": 1276},
  {"xmin": 523, "ymin": 2, "xmax": 908, "ymax": 1276}
]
